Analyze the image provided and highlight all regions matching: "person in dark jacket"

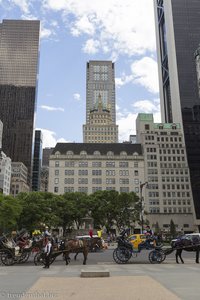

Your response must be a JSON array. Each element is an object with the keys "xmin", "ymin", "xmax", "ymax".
[{"xmin": 43, "ymin": 238, "xmax": 53, "ymax": 269}]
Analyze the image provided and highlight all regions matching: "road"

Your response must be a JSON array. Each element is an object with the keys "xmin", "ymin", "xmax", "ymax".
[{"xmin": 0, "ymin": 248, "xmax": 199, "ymax": 299}]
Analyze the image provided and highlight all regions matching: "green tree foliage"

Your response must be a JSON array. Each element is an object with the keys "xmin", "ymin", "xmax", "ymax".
[
  {"xmin": 0, "ymin": 194, "xmax": 22, "ymax": 233},
  {"xmin": 89, "ymin": 190, "xmax": 140, "ymax": 232}
]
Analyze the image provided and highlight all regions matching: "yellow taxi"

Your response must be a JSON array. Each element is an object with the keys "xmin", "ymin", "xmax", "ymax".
[{"xmin": 128, "ymin": 234, "xmax": 147, "ymax": 249}]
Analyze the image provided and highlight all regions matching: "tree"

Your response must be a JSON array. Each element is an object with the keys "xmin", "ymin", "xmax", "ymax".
[
  {"xmin": 170, "ymin": 219, "xmax": 176, "ymax": 237},
  {"xmin": 0, "ymin": 194, "xmax": 22, "ymax": 233}
]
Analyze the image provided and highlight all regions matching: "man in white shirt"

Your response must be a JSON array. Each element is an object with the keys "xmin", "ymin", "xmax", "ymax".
[{"xmin": 43, "ymin": 238, "xmax": 52, "ymax": 269}]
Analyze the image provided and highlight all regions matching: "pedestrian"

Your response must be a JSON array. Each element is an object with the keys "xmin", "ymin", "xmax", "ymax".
[
  {"xmin": 97, "ymin": 228, "xmax": 103, "ymax": 238},
  {"xmin": 89, "ymin": 228, "xmax": 93, "ymax": 238},
  {"xmin": 43, "ymin": 238, "xmax": 52, "ymax": 269}
]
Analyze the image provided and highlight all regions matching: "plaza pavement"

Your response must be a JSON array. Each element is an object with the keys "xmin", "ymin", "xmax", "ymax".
[{"xmin": 0, "ymin": 249, "xmax": 199, "ymax": 300}]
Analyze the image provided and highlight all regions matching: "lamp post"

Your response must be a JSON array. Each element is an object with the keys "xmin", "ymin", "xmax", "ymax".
[{"xmin": 140, "ymin": 181, "xmax": 148, "ymax": 233}]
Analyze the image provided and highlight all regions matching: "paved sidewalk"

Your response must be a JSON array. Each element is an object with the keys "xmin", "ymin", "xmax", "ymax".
[{"xmin": 21, "ymin": 276, "xmax": 180, "ymax": 300}]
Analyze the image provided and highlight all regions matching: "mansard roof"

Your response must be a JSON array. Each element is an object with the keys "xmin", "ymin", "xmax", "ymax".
[{"xmin": 52, "ymin": 143, "xmax": 142, "ymax": 156}]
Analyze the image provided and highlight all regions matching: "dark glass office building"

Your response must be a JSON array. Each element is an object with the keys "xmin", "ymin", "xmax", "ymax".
[
  {"xmin": 154, "ymin": 1, "xmax": 200, "ymax": 222},
  {"xmin": 0, "ymin": 19, "xmax": 40, "ymax": 183},
  {"xmin": 32, "ymin": 130, "xmax": 43, "ymax": 191}
]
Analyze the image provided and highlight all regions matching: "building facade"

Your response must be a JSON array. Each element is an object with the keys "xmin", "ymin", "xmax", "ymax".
[
  {"xmin": 154, "ymin": 0, "xmax": 200, "ymax": 225},
  {"xmin": 136, "ymin": 113, "xmax": 195, "ymax": 232},
  {"xmin": 32, "ymin": 130, "xmax": 43, "ymax": 191},
  {"xmin": 0, "ymin": 120, "xmax": 3, "ymax": 149},
  {"xmin": 10, "ymin": 162, "xmax": 29, "ymax": 196},
  {"xmin": 0, "ymin": 151, "xmax": 11, "ymax": 195},
  {"xmin": 48, "ymin": 143, "xmax": 144, "ymax": 195},
  {"xmin": 84, "ymin": 60, "xmax": 118, "ymax": 143},
  {"xmin": 0, "ymin": 19, "xmax": 40, "ymax": 183},
  {"xmin": 83, "ymin": 94, "xmax": 118, "ymax": 143}
]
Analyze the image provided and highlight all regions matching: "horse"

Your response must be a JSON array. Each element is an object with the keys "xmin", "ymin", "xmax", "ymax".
[
  {"xmin": 61, "ymin": 239, "xmax": 89, "ymax": 265},
  {"xmin": 172, "ymin": 234, "xmax": 200, "ymax": 264},
  {"xmin": 74, "ymin": 237, "xmax": 103, "ymax": 261}
]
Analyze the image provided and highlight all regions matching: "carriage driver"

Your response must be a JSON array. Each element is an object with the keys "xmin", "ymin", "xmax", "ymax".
[{"xmin": 43, "ymin": 237, "xmax": 53, "ymax": 269}]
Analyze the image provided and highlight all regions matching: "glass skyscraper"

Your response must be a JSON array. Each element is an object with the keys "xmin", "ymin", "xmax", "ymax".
[
  {"xmin": 0, "ymin": 19, "xmax": 40, "ymax": 183},
  {"xmin": 154, "ymin": 1, "xmax": 200, "ymax": 223}
]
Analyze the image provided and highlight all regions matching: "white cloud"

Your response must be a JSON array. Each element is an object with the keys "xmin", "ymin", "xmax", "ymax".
[
  {"xmin": 40, "ymin": 26, "xmax": 54, "ymax": 39},
  {"xmin": 115, "ymin": 57, "xmax": 159, "ymax": 94},
  {"xmin": 82, "ymin": 39, "xmax": 100, "ymax": 54},
  {"xmin": 71, "ymin": 15, "xmax": 95, "ymax": 36},
  {"xmin": 132, "ymin": 99, "xmax": 160, "ymax": 113},
  {"xmin": 131, "ymin": 57, "xmax": 159, "ymax": 94},
  {"xmin": 40, "ymin": 105, "xmax": 64, "ymax": 112},
  {"xmin": 73, "ymin": 93, "xmax": 81, "ymax": 101},
  {"xmin": 12, "ymin": 0, "xmax": 30, "ymax": 14},
  {"xmin": 37, "ymin": 128, "xmax": 71, "ymax": 148},
  {"xmin": 117, "ymin": 99, "xmax": 161, "ymax": 142},
  {"xmin": 42, "ymin": 0, "xmax": 156, "ymax": 57}
]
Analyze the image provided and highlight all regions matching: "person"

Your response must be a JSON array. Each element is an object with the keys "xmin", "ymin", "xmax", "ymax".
[
  {"xmin": 44, "ymin": 226, "xmax": 51, "ymax": 237},
  {"xmin": 89, "ymin": 228, "xmax": 93, "ymax": 238},
  {"xmin": 43, "ymin": 238, "xmax": 52, "ymax": 269},
  {"xmin": 97, "ymin": 228, "xmax": 103, "ymax": 238}
]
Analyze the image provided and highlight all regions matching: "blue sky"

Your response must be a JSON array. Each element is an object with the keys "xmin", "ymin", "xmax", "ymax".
[{"xmin": 0, "ymin": 0, "xmax": 161, "ymax": 148}]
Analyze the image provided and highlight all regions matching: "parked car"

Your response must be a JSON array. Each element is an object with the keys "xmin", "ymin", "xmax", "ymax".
[{"xmin": 128, "ymin": 234, "xmax": 147, "ymax": 249}]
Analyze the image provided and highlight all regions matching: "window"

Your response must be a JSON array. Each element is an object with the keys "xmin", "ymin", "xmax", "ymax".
[
  {"xmin": 92, "ymin": 178, "xmax": 102, "ymax": 184},
  {"xmin": 92, "ymin": 170, "xmax": 102, "ymax": 176},
  {"xmin": 78, "ymin": 178, "xmax": 88, "ymax": 184},
  {"xmin": 119, "ymin": 178, "xmax": 129, "ymax": 184},
  {"xmin": 134, "ymin": 170, "xmax": 138, "ymax": 176},
  {"xmin": 54, "ymin": 178, "xmax": 59, "ymax": 184},
  {"xmin": 106, "ymin": 161, "xmax": 115, "ymax": 167},
  {"xmin": 55, "ymin": 161, "xmax": 59, "ymax": 167},
  {"xmin": 65, "ymin": 178, "xmax": 74, "ymax": 184},
  {"xmin": 106, "ymin": 178, "xmax": 115, "ymax": 184},
  {"xmin": 119, "ymin": 162, "xmax": 128, "ymax": 168},
  {"xmin": 119, "ymin": 170, "xmax": 129, "ymax": 176},
  {"xmin": 64, "ymin": 187, "xmax": 74, "ymax": 192},
  {"xmin": 120, "ymin": 187, "xmax": 129, "ymax": 193},
  {"xmin": 54, "ymin": 187, "xmax": 58, "ymax": 193},
  {"xmin": 92, "ymin": 161, "xmax": 102, "ymax": 167},
  {"xmin": 134, "ymin": 162, "xmax": 138, "ymax": 168},
  {"xmin": 106, "ymin": 170, "xmax": 115, "ymax": 176},
  {"xmin": 65, "ymin": 170, "xmax": 74, "ymax": 176},
  {"xmin": 78, "ymin": 170, "xmax": 88, "ymax": 176},
  {"xmin": 78, "ymin": 187, "xmax": 88, "ymax": 193},
  {"xmin": 79, "ymin": 161, "xmax": 88, "ymax": 167},
  {"xmin": 65, "ymin": 161, "xmax": 74, "ymax": 167}
]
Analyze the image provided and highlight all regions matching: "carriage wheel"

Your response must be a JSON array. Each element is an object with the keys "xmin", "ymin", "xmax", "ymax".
[
  {"xmin": 18, "ymin": 251, "xmax": 31, "ymax": 263},
  {"xmin": 149, "ymin": 250, "xmax": 166, "ymax": 264},
  {"xmin": 113, "ymin": 247, "xmax": 131, "ymax": 264},
  {"xmin": 1, "ymin": 250, "xmax": 15, "ymax": 266},
  {"xmin": 34, "ymin": 251, "xmax": 45, "ymax": 266},
  {"xmin": 34, "ymin": 252, "xmax": 56, "ymax": 266}
]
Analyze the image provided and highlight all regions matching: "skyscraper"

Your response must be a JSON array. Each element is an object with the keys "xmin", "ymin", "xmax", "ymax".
[
  {"xmin": 32, "ymin": 130, "xmax": 43, "ymax": 191},
  {"xmin": 83, "ymin": 60, "xmax": 118, "ymax": 143},
  {"xmin": 0, "ymin": 19, "xmax": 40, "ymax": 182},
  {"xmin": 154, "ymin": 1, "xmax": 200, "ymax": 225}
]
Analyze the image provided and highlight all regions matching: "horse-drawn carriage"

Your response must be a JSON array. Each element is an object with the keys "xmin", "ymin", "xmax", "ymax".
[
  {"xmin": 0, "ymin": 231, "xmax": 43, "ymax": 266},
  {"xmin": 113, "ymin": 229, "xmax": 165, "ymax": 264},
  {"xmin": 34, "ymin": 235, "xmax": 104, "ymax": 266}
]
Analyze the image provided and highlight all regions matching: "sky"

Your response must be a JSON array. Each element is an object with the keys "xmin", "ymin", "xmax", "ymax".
[{"xmin": 0, "ymin": 0, "xmax": 161, "ymax": 148}]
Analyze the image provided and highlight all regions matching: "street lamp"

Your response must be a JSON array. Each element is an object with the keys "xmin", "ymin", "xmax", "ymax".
[{"xmin": 140, "ymin": 181, "xmax": 148, "ymax": 233}]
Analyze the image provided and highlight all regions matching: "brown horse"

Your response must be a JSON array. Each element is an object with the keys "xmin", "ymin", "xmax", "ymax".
[
  {"xmin": 63, "ymin": 239, "xmax": 89, "ymax": 265},
  {"xmin": 74, "ymin": 237, "xmax": 103, "ymax": 261}
]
